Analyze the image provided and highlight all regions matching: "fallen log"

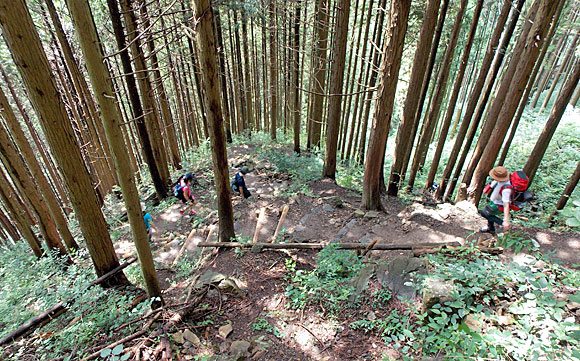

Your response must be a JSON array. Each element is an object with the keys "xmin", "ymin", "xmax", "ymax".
[
  {"xmin": 252, "ymin": 207, "xmax": 267, "ymax": 243},
  {"xmin": 269, "ymin": 205, "xmax": 289, "ymax": 242},
  {"xmin": 0, "ymin": 257, "xmax": 138, "ymax": 346},
  {"xmin": 197, "ymin": 241, "xmax": 461, "ymax": 250},
  {"xmin": 171, "ymin": 228, "xmax": 199, "ymax": 267}
]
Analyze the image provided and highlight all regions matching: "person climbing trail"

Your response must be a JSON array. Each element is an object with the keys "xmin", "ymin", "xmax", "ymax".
[
  {"xmin": 174, "ymin": 173, "xmax": 196, "ymax": 215},
  {"xmin": 231, "ymin": 166, "xmax": 251, "ymax": 199},
  {"xmin": 479, "ymin": 166, "xmax": 530, "ymax": 234},
  {"xmin": 142, "ymin": 204, "xmax": 158, "ymax": 242}
]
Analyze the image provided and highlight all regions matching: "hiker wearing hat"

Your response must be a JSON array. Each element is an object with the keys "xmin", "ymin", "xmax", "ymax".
[
  {"xmin": 231, "ymin": 166, "xmax": 251, "ymax": 199},
  {"xmin": 479, "ymin": 166, "xmax": 512, "ymax": 234}
]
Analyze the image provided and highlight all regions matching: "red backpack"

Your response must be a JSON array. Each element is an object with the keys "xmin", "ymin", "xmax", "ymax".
[{"xmin": 484, "ymin": 171, "xmax": 532, "ymax": 211}]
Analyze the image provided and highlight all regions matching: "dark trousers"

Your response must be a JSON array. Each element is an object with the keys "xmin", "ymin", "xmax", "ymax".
[{"xmin": 479, "ymin": 206, "xmax": 502, "ymax": 232}]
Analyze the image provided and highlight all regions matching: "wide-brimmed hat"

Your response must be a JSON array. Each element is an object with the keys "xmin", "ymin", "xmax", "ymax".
[{"xmin": 489, "ymin": 166, "xmax": 509, "ymax": 181}]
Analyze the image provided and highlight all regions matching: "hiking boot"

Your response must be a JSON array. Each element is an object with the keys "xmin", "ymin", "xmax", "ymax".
[{"xmin": 479, "ymin": 226, "xmax": 496, "ymax": 234}]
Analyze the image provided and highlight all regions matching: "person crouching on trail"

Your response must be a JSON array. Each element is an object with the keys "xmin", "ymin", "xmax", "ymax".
[
  {"xmin": 174, "ymin": 173, "xmax": 196, "ymax": 215},
  {"xmin": 479, "ymin": 166, "xmax": 512, "ymax": 234},
  {"xmin": 231, "ymin": 166, "xmax": 251, "ymax": 199}
]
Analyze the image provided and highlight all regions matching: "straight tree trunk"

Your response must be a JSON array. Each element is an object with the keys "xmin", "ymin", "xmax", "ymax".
[
  {"xmin": 323, "ymin": 0, "xmax": 351, "ymax": 179},
  {"xmin": 66, "ymin": 0, "xmax": 163, "ymax": 305},
  {"xmin": 393, "ymin": 0, "xmax": 449, "ymax": 193},
  {"xmin": 0, "ymin": 0, "xmax": 130, "ymax": 286},
  {"xmin": 468, "ymin": 0, "xmax": 559, "ymax": 206},
  {"xmin": 308, "ymin": 0, "xmax": 330, "ymax": 147},
  {"xmin": 407, "ymin": 0, "xmax": 467, "ymax": 190},
  {"xmin": 0, "ymin": 85, "xmax": 79, "ymax": 251},
  {"xmin": 549, "ymin": 161, "xmax": 580, "ymax": 225},
  {"xmin": 424, "ymin": 0, "xmax": 484, "ymax": 192},
  {"xmin": 121, "ymin": 0, "xmax": 171, "ymax": 187},
  {"xmin": 0, "ymin": 168, "xmax": 43, "ymax": 258},
  {"xmin": 523, "ymin": 60, "xmax": 580, "ymax": 184},
  {"xmin": 292, "ymin": 0, "xmax": 301, "ymax": 153},
  {"xmin": 214, "ymin": 9, "xmax": 233, "ymax": 142},
  {"xmin": 362, "ymin": 0, "xmax": 410, "ymax": 210},
  {"xmin": 241, "ymin": 16, "xmax": 256, "ymax": 132},
  {"xmin": 106, "ymin": 0, "xmax": 168, "ymax": 200},
  {"xmin": 497, "ymin": 0, "xmax": 565, "ymax": 167},
  {"xmin": 387, "ymin": 0, "xmax": 442, "ymax": 196},
  {"xmin": 445, "ymin": 0, "xmax": 524, "ymax": 201},
  {"xmin": 192, "ymin": 0, "xmax": 235, "ymax": 242},
  {"xmin": 269, "ymin": 0, "xmax": 279, "ymax": 140}
]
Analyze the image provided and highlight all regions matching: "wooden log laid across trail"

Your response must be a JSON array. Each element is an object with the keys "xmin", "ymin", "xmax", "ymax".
[
  {"xmin": 269, "ymin": 205, "xmax": 289, "ymax": 242},
  {"xmin": 252, "ymin": 207, "xmax": 267, "ymax": 243},
  {"xmin": 197, "ymin": 241, "xmax": 462, "ymax": 250}
]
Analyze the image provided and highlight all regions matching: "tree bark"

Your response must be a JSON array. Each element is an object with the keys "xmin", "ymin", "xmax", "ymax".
[
  {"xmin": 407, "ymin": 0, "xmax": 467, "ymax": 190},
  {"xmin": 387, "ymin": 0, "xmax": 442, "ymax": 196},
  {"xmin": 362, "ymin": 0, "xmax": 410, "ymax": 210},
  {"xmin": 106, "ymin": 0, "xmax": 168, "ymax": 200},
  {"xmin": 468, "ymin": 0, "xmax": 559, "ymax": 206},
  {"xmin": 0, "ymin": 0, "xmax": 131, "ymax": 285},
  {"xmin": 549, "ymin": 161, "xmax": 580, "ymax": 225},
  {"xmin": 308, "ymin": 0, "xmax": 330, "ymax": 147},
  {"xmin": 192, "ymin": 0, "xmax": 236, "ymax": 242},
  {"xmin": 66, "ymin": 0, "xmax": 163, "ymax": 304},
  {"xmin": 523, "ymin": 60, "xmax": 580, "ymax": 184},
  {"xmin": 425, "ymin": 0, "xmax": 484, "ymax": 192},
  {"xmin": 323, "ymin": 0, "xmax": 351, "ymax": 179},
  {"xmin": 268, "ymin": 0, "xmax": 279, "ymax": 140},
  {"xmin": 292, "ymin": 0, "xmax": 301, "ymax": 153}
]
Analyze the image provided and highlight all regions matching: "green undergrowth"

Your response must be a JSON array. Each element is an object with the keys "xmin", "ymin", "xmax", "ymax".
[
  {"xmin": 0, "ymin": 242, "xmax": 152, "ymax": 360},
  {"xmin": 284, "ymin": 243, "xmax": 580, "ymax": 360}
]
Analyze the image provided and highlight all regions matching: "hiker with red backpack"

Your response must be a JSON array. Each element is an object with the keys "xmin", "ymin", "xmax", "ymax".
[
  {"xmin": 174, "ymin": 173, "xmax": 196, "ymax": 215},
  {"xmin": 479, "ymin": 166, "xmax": 531, "ymax": 234}
]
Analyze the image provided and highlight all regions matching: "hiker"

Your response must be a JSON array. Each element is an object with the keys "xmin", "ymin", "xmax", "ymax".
[
  {"xmin": 479, "ymin": 166, "xmax": 530, "ymax": 234},
  {"xmin": 142, "ymin": 205, "xmax": 158, "ymax": 242},
  {"xmin": 231, "ymin": 166, "xmax": 251, "ymax": 199},
  {"xmin": 174, "ymin": 173, "xmax": 196, "ymax": 215}
]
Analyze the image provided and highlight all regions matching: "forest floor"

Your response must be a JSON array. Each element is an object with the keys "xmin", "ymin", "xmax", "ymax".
[
  {"xmin": 5, "ymin": 143, "xmax": 580, "ymax": 361},
  {"xmin": 108, "ymin": 144, "xmax": 580, "ymax": 360}
]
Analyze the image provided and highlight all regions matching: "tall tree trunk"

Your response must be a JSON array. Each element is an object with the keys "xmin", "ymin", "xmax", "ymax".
[
  {"xmin": 468, "ymin": 0, "xmax": 559, "ymax": 206},
  {"xmin": 390, "ymin": 0, "xmax": 449, "ymax": 194},
  {"xmin": 107, "ymin": 0, "xmax": 168, "ymax": 200},
  {"xmin": 407, "ymin": 0, "xmax": 467, "ymax": 190},
  {"xmin": 323, "ymin": 0, "xmax": 351, "ymax": 179},
  {"xmin": 387, "ymin": 0, "xmax": 442, "ymax": 196},
  {"xmin": 0, "ymin": 85, "xmax": 79, "ymax": 251},
  {"xmin": 121, "ymin": 0, "xmax": 171, "ymax": 187},
  {"xmin": 66, "ymin": 0, "xmax": 163, "ymax": 304},
  {"xmin": 425, "ymin": 0, "xmax": 484, "ymax": 192},
  {"xmin": 138, "ymin": 0, "xmax": 182, "ymax": 170},
  {"xmin": 0, "ymin": 168, "xmax": 43, "ymax": 258},
  {"xmin": 308, "ymin": 0, "xmax": 330, "ymax": 147},
  {"xmin": 497, "ymin": 0, "xmax": 565, "ymax": 166},
  {"xmin": 214, "ymin": 9, "xmax": 233, "ymax": 143},
  {"xmin": 0, "ymin": 0, "xmax": 131, "ymax": 285},
  {"xmin": 443, "ymin": 0, "xmax": 523, "ymax": 201},
  {"xmin": 192, "ymin": 0, "xmax": 235, "ymax": 242},
  {"xmin": 241, "ymin": 15, "xmax": 256, "ymax": 133},
  {"xmin": 268, "ymin": 0, "xmax": 279, "ymax": 140},
  {"xmin": 523, "ymin": 60, "xmax": 580, "ymax": 184},
  {"xmin": 292, "ymin": 0, "xmax": 302, "ymax": 153},
  {"xmin": 549, "ymin": 161, "xmax": 580, "ymax": 225},
  {"xmin": 362, "ymin": 0, "xmax": 410, "ymax": 210}
]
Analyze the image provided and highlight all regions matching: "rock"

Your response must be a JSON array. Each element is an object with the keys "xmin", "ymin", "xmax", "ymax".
[
  {"xmin": 354, "ymin": 209, "xmax": 365, "ymax": 217},
  {"xmin": 330, "ymin": 219, "xmax": 358, "ymax": 244},
  {"xmin": 566, "ymin": 301, "xmax": 580, "ymax": 311},
  {"xmin": 556, "ymin": 293, "xmax": 569, "ymax": 303},
  {"xmin": 219, "ymin": 324, "xmax": 233, "ymax": 339},
  {"xmin": 230, "ymin": 340, "xmax": 251, "ymax": 360},
  {"xmin": 172, "ymin": 331, "xmax": 185, "ymax": 344},
  {"xmin": 348, "ymin": 265, "xmax": 375, "ymax": 302},
  {"xmin": 378, "ymin": 257, "xmax": 426, "ymax": 300},
  {"xmin": 322, "ymin": 204, "xmax": 335, "ymax": 213},
  {"xmin": 495, "ymin": 314, "xmax": 514, "ymax": 326},
  {"xmin": 294, "ymin": 225, "xmax": 306, "ymax": 233},
  {"xmin": 367, "ymin": 311, "xmax": 376, "ymax": 320},
  {"xmin": 464, "ymin": 314, "xmax": 482, "ymax": 332},
  {"xmin": 183, "ymin": 329, "xmax": 201, "ymax": 346},
  {"xmin": 421, "ymin": 279, "xmax": 456, "ymax": 314},
  {"xmin": 364, "ymin": 211, "xmax": 380, "ymax": 218}
]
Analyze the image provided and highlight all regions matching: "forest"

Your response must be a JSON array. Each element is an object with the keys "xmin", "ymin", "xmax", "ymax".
[{"xmin": 0, "ymin": 0, "xmax": 579, "ymax": 359}]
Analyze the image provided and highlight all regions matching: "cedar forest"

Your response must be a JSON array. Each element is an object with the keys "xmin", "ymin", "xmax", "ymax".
[{"xmin": 0, "ymin": 0, "xmax": 580, "ymax": 359}]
